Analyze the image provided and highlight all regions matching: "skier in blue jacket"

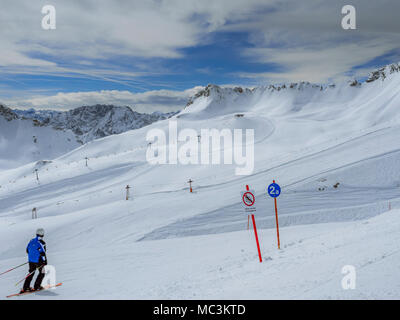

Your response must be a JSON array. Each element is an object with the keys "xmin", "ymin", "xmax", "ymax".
[{"xmin": 21, "ymin": 228, "xmax": 47, "ymax": 293}]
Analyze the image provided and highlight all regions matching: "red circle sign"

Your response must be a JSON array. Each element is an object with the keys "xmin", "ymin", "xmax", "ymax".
[{"xmin": 242, "ymin": 191, "xmax": 255, "ymax": 207}]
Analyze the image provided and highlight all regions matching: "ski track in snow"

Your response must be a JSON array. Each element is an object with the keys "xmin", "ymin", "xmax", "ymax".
[{"xmin": 1, "ymin": 68, "xmax": 400, "ymax": 299}]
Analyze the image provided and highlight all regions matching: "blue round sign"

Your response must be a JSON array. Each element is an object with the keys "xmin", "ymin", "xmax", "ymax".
[{"xmin": 267, "ymin": 183, "xmax": 281, "ymax": 198}]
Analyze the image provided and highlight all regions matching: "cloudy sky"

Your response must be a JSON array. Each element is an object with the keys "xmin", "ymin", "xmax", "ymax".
[{"xmin": 0, "ymin": 0, "xmax": 399, "ymax": 112}]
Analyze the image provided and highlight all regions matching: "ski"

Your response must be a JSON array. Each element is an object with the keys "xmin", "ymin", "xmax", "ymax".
[{"xmin": 6, "ymin": 282, "xmax": 63, "ymax": 298}]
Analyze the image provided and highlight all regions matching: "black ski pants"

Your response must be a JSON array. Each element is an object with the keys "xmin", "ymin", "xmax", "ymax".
[{"xmin": 23, "ymin": 262, "xmax": 46, "ymax": 290}]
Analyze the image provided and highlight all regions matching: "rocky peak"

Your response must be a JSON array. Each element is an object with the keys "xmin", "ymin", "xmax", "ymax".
[
  {"xmin": 13, "ymin": 104, "xmax": 177, "ymax": 144},
  {"xmin": 0, "ymin": 104, "xmax": 19, "ymax": 121},
  {"xmin": 186, "ymin": 84, "xmax": 252, "ymax": 107},
  {"xmin": 366, "ymin": 63, "xmax": 400, "ymax": 83}
]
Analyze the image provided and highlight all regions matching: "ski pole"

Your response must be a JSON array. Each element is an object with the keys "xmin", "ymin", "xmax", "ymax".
[
  {"xmin": 0, "ymin": 262, "xmax": 28, "ymax": 277},
  {"xmin": 15, "ymin": 265, "xmax": 45, "ymax": 286}
]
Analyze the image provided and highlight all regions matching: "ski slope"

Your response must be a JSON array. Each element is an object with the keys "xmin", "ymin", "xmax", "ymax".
[
  {"xmin": 1, "ymin": 64, "xmax": 400, "ymax": 299},
  {"xmin": 0, "ymin": 115, "xmax": 79, "ymax": 171}
]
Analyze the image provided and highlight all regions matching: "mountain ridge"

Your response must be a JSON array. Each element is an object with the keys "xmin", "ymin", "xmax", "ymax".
[
  {"xmin": 11, "ymin": 104, "xmax": 177, "ymax": 144},
  {"xmin": 185, "ymin": 62, "xmax": 400, "ymax": 107}
]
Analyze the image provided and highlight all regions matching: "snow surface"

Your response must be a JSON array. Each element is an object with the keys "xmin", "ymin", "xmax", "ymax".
[
  {"xmin": 1, "ymin": 64, "xmax": 400, "ymax": 299},
  {"xmin": 0, "ymin": 115, "xmax": 79, "ymax": 171}
]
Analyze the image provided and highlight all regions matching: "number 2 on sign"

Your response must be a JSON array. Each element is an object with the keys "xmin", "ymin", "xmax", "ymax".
[{"xmin": 269, "ymin": 185, "xmax": 279, "ymax": 196}]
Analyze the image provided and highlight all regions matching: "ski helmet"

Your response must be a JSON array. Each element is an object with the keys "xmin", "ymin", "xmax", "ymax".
[{"xmin": 36, "ymin": 228, "xmax": 45, "ymax": 237}]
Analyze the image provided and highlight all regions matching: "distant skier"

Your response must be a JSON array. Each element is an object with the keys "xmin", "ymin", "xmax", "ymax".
[{"xmin": 20, "ymin": 228, "xmax": 47, "ymax": 293}]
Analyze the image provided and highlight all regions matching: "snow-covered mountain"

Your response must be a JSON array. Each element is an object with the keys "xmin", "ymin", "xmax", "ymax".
[
  {"xmin": 13, "ymin": 105, "xmax": 177, "ymax": 144},
  {"xmin": 0, "ymin": 104, "xmax": 177, "ymax": 169},
  {"xmin": 1, "ymin": 63, "xmax": 400, "ymax": 299},
  {"xmin": 0, "ymin": 105, "xmax": 79, "ymax": 170},
  {"xmin": 185, "ymin": 62, "xmax": 400, "ymax": 117},
  {"xmin": 0, "ymin": 104, "xmax": 19, "ymax": 121}
]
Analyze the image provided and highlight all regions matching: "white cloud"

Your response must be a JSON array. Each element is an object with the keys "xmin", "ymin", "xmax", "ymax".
[
  {"xmin": 5, "ymin": 87, "xmax": 204, "ymax": 113},
  {"xmin": 241, "ymin": 39, "xmax": 400, "ymax": 83},
  {"xmin": 0, "ymin": 0, "xmax": 275, "ymax": 67},
  {"xmin": 234, "ymin": 1, "xmax": 400, "ymax": 82},
  {"xmin": 0, "ymin": 0, "xmax": 399, "ymax": 86},
  {"xmin": 0, "ymin": 0, "xmax": 283, "ymax": 89}
]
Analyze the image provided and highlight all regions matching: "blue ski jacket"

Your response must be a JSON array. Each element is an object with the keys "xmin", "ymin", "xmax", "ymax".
[{"xmin": 26, "ymin": 236, "xmax": 47, "ymax": 263}]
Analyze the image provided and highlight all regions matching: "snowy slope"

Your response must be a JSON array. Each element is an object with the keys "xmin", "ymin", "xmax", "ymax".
[
  {"xmin": 1, "ymin": 208, "xmax": 400, "ymax": 299},
  {"xmin": 1, "ymin": 63, "xmax": 400, "ymax": 299},
  {"xmin": 0, "ymin": 105, "xmax": 79, "ymax": 171}
]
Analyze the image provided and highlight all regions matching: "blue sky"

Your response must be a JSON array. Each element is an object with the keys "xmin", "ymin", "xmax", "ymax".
[
  {"xmin": 0, "ymin": 31, "xmax": 277, "ymax": 93},
  {"xmin": 0, "ymin": 0, "xmax": 399, "ymax": 112}
]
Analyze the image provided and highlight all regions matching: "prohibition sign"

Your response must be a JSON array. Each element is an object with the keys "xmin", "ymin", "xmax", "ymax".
[{"xmin": 242, "ymin": 191, "xmax": 255, "ymax": 207}]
